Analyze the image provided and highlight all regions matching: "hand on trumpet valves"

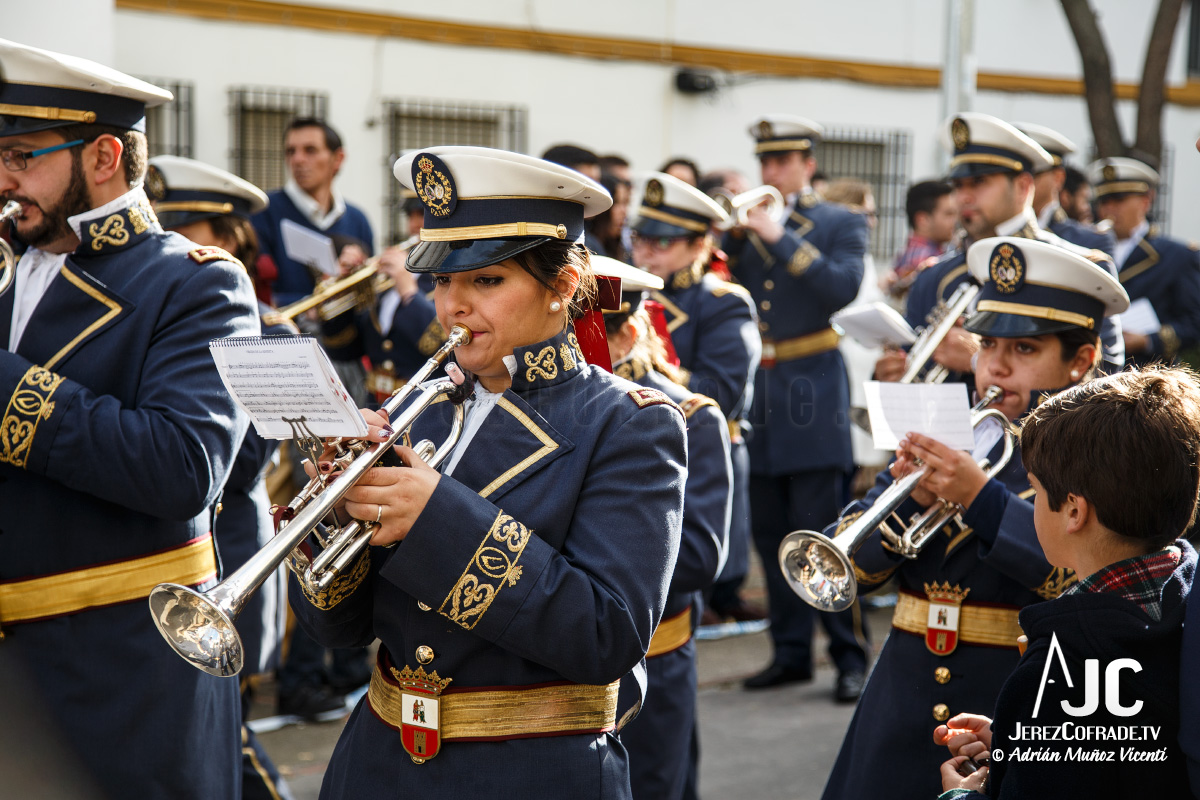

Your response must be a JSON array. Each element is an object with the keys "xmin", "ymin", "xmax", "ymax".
[
  {"xmin": 376, "ymin": 244, "xmax": 419, "ymax": 301},
  {"xmin": 890, "ymin": 432, "xmax": 990, "ymax": 510},
  {"xmin": 931, "ymin": 322, "xmax": 980, "ymax": 375},
  {"xmin": 341, "ymin": 445, "xmax": 440, "ymax": 546},
  {"xmin": 336, "ymin": 242, "xmax": 369, "ymax": 277},
  {"xmin": 872, "ymin": 347, "xmax": 908, "ymax": 382}
]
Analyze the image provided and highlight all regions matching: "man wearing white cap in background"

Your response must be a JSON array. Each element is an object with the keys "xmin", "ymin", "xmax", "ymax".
[
  {"xmin": 721, "ymin": 114, "xmax": 871, "ymax": 701},
  {"xmin": 1013, "ymin": 122, "xmax": 1116, "ymax": 257},
  {"xmin": 1089, "ymin": 156, "xmax": 1200, "ymax": 367},
  {"xmin": 892, "ymin": 112, "xmax": 1125, "ymax": 382},
  {"xmin": 0, "ymin": 39, "xmax": 258, "ymax": 798},
  {"xmin": 147, "ymin": 153, "xmax": 298, "ymax": 800}
]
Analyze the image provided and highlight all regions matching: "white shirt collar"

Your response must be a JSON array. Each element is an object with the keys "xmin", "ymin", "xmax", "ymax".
[
  {"xmin": 1037, "ymin": 200, "xmax": 1060, "ymax": 230},
  {"xmin": 284, "ymin": 178, "xmax": 346, "ymax": 231},
  {"xmin": 995, "ymin": 208, "xmax": 1036, "ymax": 237},
  {"xmin": 68, "ymin": 185, "xmax": 149, "ymax": 241}
]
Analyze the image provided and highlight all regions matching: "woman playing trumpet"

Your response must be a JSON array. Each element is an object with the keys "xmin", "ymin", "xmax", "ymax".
[
  {"xmin": 819, "ymin": 237, "xmax": 1129, "ymax": 800},
  {"xmin": 290, "ymin": 147, "xmax": 687, "ymax": 799}
]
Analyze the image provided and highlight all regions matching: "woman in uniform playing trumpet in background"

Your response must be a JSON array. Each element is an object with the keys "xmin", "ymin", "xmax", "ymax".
[
  {"xmin": 290, "ymin": 146, "xmax": 687, "ymax": 799},
  {"xmin": 817, "ymin": 237, "xmax": 1129, "ymax": 800},
  {"xmin": 144, "ymin": 155, "xmax": 295, "ymax": 800},
  {"xmin": 596, "ymin": 255, "xmax": 733, "ymax": 800}
]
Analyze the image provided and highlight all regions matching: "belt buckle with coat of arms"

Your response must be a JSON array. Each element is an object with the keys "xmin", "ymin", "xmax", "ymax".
[
  {"xmin": 393, "ymin": 664, "xmax": 452, "ymax": 763},
  {"xmin": 925, "ymin": 582, "xmax": 970, "ymax": 656}
]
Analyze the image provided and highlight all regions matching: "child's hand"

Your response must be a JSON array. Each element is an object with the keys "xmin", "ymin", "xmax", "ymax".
[
  {"xmin": 934, "ymin": 713, "xmax": 994, "ymax": 752},
  {"xmin": 940, "ymin": 756, "xmax": 989, "ymax": 792}
]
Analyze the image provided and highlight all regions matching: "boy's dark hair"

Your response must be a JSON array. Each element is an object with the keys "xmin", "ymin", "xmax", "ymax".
[
  {"xmin": 1062, "ymin": 165, "xmax": 1088, "ymax": 196},
  {"xmin": 660, "ymin": 157, "xmax": 700, "ymax": 182},
  {"xmin": 598, "ymin": 154, "xmax": 629, "ymax": 172},
  {"xmin": 285, "ymin": 118, "xmax": 342, "ymax": 152},
  {"xmin": 541, "ymin": 144, "xmax": 598, "ymax": 170},
  {"xmin": 1021, "ymin": 367, "xmax": 1200, "ymax": 547},
  {"xmin": 905, "ymin": 179, "xmax": 953, "ymax": 229}
]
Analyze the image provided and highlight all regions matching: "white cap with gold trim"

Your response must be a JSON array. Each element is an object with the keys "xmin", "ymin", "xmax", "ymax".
[{"xmin": 1087, "ymin": 157, "xmax": 1159, "ymax": 198}]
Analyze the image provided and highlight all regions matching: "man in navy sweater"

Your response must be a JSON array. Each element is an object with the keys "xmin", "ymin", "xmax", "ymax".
[{"xmin": 252, "ymin": 117, "xmax": 374, "ymax": 307}]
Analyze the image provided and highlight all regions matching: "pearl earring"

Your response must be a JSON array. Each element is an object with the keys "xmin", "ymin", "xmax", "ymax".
[
  {"xmin": 1071, "ymin": 370, "xmax": 1081, "ymax": 380},
  {"xmin": 550, "ymin": 300, "xmax": 562, "ymax": 312}
]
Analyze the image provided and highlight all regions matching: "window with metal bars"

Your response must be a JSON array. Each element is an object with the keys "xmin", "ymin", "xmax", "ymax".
[
  {"xmin": 812, "ymin": 127, "xmax": 910, "ymax": 266},
  {"xmin": 382, "ymin": 98, "xmax": 528, "ymax": 244},
  {"xmin": 228, "ymin": 86, "xmax": 329, "ymax": 192},
  {"xmin": 137, "ymin": 77, "xmax": 194, "ymax": 158}
]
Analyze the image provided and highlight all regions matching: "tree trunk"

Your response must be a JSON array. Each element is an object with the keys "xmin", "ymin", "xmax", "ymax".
[
  {"xmin": 1134, "ymin": 0, "xmax": 1187, "ymax": 167},
  {"xmin": 1059, "ymin": 0, "xmax": 1125, "ymax": 157}
]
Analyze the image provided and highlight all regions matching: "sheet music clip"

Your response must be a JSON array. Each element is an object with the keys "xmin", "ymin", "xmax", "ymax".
[{"xmin": 283, "ymin": 415, "xmax": 326, "ymax": 479}]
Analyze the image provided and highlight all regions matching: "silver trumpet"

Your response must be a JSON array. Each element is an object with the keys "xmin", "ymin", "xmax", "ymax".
[
  {"xmin": 149, "ymin": 324, "xmax": 474, "ymax": 676},
  {"xmin": 778, "ymin": 386, "xmax": 1012, "ymax": 612},
  {"xmin": 0, "ymin": 201, "xmax": 23, "ymax": 297},
  {"xmin": 713, "ymin": 185, "xmax": 787, "ymax": 231},
  {"xmin": 902, "ymin": 282, "xmax": 980, "ymax": 384}
]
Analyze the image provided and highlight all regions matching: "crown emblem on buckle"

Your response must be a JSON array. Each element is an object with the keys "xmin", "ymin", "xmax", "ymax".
[
  {"xmin": 924, "ymin": 582, "xmax": 970, "ymax": 656},
  {"xmin": 924, "ymin": 581, "xmax": 970, "ymax": 605},
  {"xmin": 388, "ymin": 664, "xmax": 453, "ymax": 764}
]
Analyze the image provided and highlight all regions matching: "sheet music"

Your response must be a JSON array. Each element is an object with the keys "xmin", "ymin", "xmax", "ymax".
[
  {"xmin": 832, "ymin": 302, "xmax": 918, "ymax": 348},
  {"xmin": 280, "ymin": 219, "xmax": 340, "ymax": 278},
  {"xmin": 1117, "ymin": 297, "xmax": 1161, "ymax": 336},
  {"xmin": 863, "ymin": 381, "xmax": 976, "ymax": 451},
  {"xmin": 210, "ymin": 335, "xmax": 368, "ymax": 440}
]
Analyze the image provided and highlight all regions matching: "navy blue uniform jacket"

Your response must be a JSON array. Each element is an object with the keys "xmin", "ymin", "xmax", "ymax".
[
  {"xmin": 821, "ymin": 432, "xmax": 1071, "ymax": 800},
  {"xmin": 291, "ymin": 330, "xmax": 687, "ymax": 798},
  {"xmin": 617, "ymin": 364, "xmax": 731, "ymax": 800},
  {"xmin": 1117, "ymin": 227, "xmax": 1200, "ymax": 365},
  {"xmin": 0, "ymin": 197, "xmax": 258, "ymax": 799},
  {"xmin": 956, "ymin": 541, "xmax": 1195, "ymax": 799},
  {"xmin": 724, "ymin": 196, "xmax": 867, "ymax": 475}
]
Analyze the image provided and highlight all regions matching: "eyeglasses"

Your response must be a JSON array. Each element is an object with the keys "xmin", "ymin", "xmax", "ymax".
[
  {"xmin": 0, "ymin": 139, "xmax": 87, "ymax": 172},
  {"xmin": 631, "ymin": 233, "xmax": 690, "ymax": 251}
]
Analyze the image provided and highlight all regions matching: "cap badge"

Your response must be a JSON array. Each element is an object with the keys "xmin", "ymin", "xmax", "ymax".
[
  {"xmin": 643, "ymin": 178, "xmax": 665, "ymax": 208},
  {"xmin": 757, "ymin": 120, "xmax": 774, "ymax": 140},
  {"xmin": 989, "ymin": 242, "xmax": 1025, "ymax": 295},
  {"xmin": 951, "ymin": 118, "xmax": 969, "ymax": 152},
  {"xmin": 1102, "ymin": 164, "xmax": 1117, "ymax": 183},
  {"xmin": 144, "ymin": 165, "xmax": 167, "ymax": 202},
  {"xmin": 412, "ymin": 153, "xmax": 456, "ymax": 218}
]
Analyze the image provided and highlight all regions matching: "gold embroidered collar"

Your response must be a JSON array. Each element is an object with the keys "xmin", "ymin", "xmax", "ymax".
[
  {"xmin": 667, "ymin": 261, "xmax": 704, "ymax": 292},
  {"xmin": 509, "ymin": 329, "xmax": 587, "ymax": 393},
  {"xmin": 75, "ymin": 196, "xmax": 163, "ymax": 256},
  {"xmin": 613, "ymin": 354, "xmax": 650, "ymax": 382}
]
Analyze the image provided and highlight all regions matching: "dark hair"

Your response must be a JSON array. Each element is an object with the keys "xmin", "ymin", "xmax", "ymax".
[
  {"xmin": 604, "ymin": 307, "xmax": 686, "ymax": 386},
  {"xmin": 1062, "ymin": 165, "xmax": 1088, "ymax": 196},
  {"xmin": 1021, "ymin": 366, "xmax": 1200, "ymax": 547},
  {"xmin": 511, "ymin": 239, "xmax": 597, "ymax": 324},
  {"xmin": 285, "ymin": 118, "xmax": 342, "ymax": 152},
  {"xmin": 660, "ymin": 157, "xmax": 701, "ymax": 185},
  {"xmin": 1054, "ymin": 327, "xmax": 1101, "ymax": 375},
  {"xmin": 598, "ymin": 154, "xmax": 629, "ymax": 171},
  {"xmin": 905, "ymin": 180, "xmax": 953, "ymax": 229},
  {"xmin": 55, "ymin": 123, "xmax": 147, "ymax": 186},
  {"xmin": 541, "ymin": 144, "xmax": 598, "ymax": 170},
  {"xmin": 208, "ymin": 215, "xmax": 260, "ymax": 272}
]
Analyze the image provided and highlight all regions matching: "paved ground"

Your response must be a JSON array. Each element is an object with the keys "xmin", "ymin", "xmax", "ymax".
[{"xmin": 252, "ymin": 556, "xmax": 897, "ymax": 800}]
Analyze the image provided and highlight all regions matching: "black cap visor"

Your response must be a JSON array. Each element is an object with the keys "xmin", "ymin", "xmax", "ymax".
[
  {"xmin": 964, "ymin": 310, "xmax": 1083, "ymax": 338},
  {"xmin": 406, "ymin": 236, "xmax": 553, "ymax": 273}
]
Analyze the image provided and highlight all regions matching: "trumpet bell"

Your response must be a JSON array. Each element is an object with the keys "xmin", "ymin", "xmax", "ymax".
[
  {"xmin": 779, "ymin": 530, "xmax": 857, "ymax": 613},
  {"xmin": 148, "ymin": 583, "xmax": 243, "ymax": 677}
]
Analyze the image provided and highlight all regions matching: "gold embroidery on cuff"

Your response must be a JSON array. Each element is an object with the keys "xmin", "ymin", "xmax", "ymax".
[
  {"xmin": 300, "ymin": 548, "xmax": 370, "ymax": 610},
  {"xmin": 440, "ymin": 512, "xmax": 531, "ymax": 630},
  {"xmin": 787, "ymin": 241, "xmax": 821, "ymax": 277},
  {"xmin": 0, "ymin": 366, "xmax": 65, "ymax": 468}
]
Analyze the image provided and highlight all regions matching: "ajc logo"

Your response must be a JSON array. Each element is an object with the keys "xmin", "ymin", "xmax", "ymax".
[{"xmin": 1033, "ymin": 632, "xmax": 1143, "ymax": 718}]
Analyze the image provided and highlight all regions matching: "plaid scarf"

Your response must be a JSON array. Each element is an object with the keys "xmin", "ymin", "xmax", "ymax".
[{"xmin": 1065, "ymin": 544, "xmax": 1182, "ymax": 622}]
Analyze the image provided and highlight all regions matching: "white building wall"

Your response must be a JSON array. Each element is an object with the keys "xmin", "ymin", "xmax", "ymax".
[{"xmin": 8, "ymin": 2, "xmax": 1199, "ymax": 249}]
